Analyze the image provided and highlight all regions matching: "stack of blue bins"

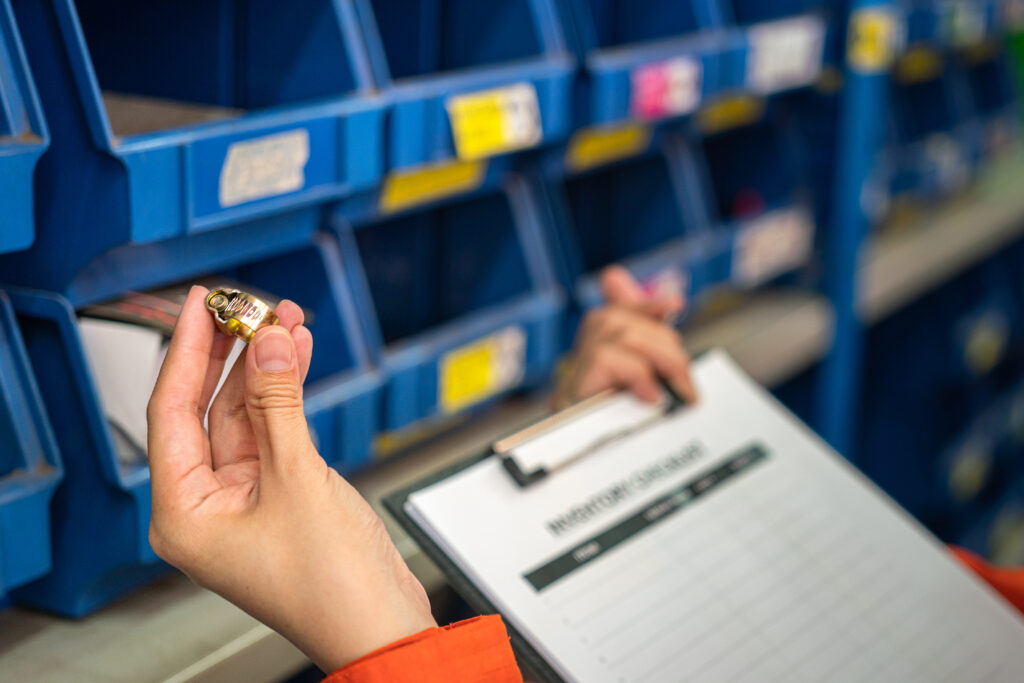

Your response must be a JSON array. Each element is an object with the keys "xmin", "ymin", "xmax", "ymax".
[
  {"xmin": 0, "ymin": 0, "xmax": 62, "ymax": 606},
  {"xmin": 536, "ymin": 0, "xmax": 826, "ymax": 321},
  {"xmin": 334, "ymin": 178, "xmax": 565, "ymax": 435},
  {"xmin": 330, "ymin": 0, "xmax": 575, "ymax": 436},
  {"xmin": 2, "ymin": 0, "xmax": 388, "ymax": 616},
  {"xmin": 886, "ymin": 0, "xmax": 1017, "ymax": 207}
]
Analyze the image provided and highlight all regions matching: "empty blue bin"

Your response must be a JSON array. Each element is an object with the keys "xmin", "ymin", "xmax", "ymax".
[
  {"xmin": 695, "ymin": 109, "xmax": 817, "ymax": 288},
  {"xmin": 901, "ymin": 0, "xmax": 1003, "ymax": 50},
  {"xmin": 5, "ymin": 233, "xmax": 383, "ymax": 615},
  {"xmin": 535, "ymin": 136, "xmax": 721, "ymax": 312},
  {"xmin": 887, "ymin": 57, "xmax": 977, "ymax": 203},
  {"xmin": 554, "ymin": 0, "xmax": 733, "ymax": 125},
  {"xmin": 0, "ymin": 291, "xmax": 62, "ymax": 600},
  {"xmin": 354, "ymin": 0, "xmax": 574, "ymax": 169},
  {"xmin": 334, "ymin": 179, "xmax": 565, "ymax": 432},
  {"xmin": 956, "ymin": 47, "xmax": 1019, "ymax": 164},
  {"xmin": 2, "ymin": 0, "xmax": 384, "ymax": 302},
  {"xmin": 0, "ymin": 0, "xmax": 48, "ymax": 255}
]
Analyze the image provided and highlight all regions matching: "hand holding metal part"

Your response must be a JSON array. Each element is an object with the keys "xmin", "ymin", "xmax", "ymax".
[{"xmin": 205, "ymin": 288, "xmax": 279, "ymax": 343}]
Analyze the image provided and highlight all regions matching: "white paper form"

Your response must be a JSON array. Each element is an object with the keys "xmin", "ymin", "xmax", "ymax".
[{"xmin": 406, "ymin": 350, "xmax": 1024, "ymax": 683}]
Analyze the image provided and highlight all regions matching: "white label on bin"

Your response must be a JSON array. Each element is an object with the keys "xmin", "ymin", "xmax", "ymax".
[
  {"xmin": 630, "ymin": 56, "xmax": 703, "ymax": 121},
  {"xmin": 733, "ymin": 207, "xmax": 814, "ymax": 287},
  {"xmin": 747, "ymin": 16, "xmax": 826, "ymax": 94},
  {"xmin": 439, "ymin": 326, "xmax": 527, "ymax": 414},
  {"xmin": 219, "ymin": 129, "xmax": 310, "ymax": 208},
  {"xmin": 446, "ymin": 83, "xmax": 542, "ymax": 161}
]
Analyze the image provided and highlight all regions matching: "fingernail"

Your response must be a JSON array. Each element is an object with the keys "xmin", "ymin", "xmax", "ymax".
[{"xmin": 254, "ymin": 328, "xmax": 294, "ymax": 372}]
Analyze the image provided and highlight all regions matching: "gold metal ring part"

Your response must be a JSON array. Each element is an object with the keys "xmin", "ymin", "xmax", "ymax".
[{"xmin": 205, "ymin": 288, "xmax": 279, "ymax": 343}]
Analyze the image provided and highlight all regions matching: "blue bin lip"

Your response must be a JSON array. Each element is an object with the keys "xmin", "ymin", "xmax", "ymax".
[
  {"xmin": 304, "ymin": 367, "xmax": 385, "ymax": 416},
  {"xmin": 109, "ymin": 93, "xmax": 388, "ymax": 152},
  {"xmin": 582, "ymin": 28, "xmax": 733, "ymax": 72},
  {"xmin": 378, "ymin": 53, "xmax": 576, "ymax": 95},
  {"xmin": 381, "ymin": 288, "xmax": 566, "ymax": 368}
]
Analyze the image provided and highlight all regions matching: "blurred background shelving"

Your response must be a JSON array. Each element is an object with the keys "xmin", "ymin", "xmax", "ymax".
[{"xmin": 3, "ymin": 0, "xmax": 1024, "ymax": 680}]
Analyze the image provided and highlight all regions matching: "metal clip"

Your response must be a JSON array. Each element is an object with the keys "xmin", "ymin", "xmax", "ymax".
[{"xmin": 205, "ymin": 288, "xmax": 279, "ymax": 343}]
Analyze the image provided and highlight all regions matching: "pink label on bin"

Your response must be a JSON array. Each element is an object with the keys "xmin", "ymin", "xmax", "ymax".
[{"xmin": 630, "ymin": 57, "xmax": 702, "ymax": 121}]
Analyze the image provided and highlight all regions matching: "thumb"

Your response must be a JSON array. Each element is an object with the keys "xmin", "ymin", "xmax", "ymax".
[{"xmin": 245, "ymin": 326, "xmax": 314, "ymax": 474}]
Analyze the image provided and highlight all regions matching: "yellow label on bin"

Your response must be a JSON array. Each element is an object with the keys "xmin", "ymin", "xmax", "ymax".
[
  {"xmin": 565, "ymin": 123, "xmax": 652, "ymax": 173},
  {"xmin": 696, "ymin": 95, "xmax": 765, "ymax": 134},
  {"xmin": 847, "ymin": 9, "xmax": 899, "ymax": 73},
  {"xmin": 446, "ymin": 83, "xmax": 543, "ymax": 161},
  {"xmin": 895, "ymin": 47, "xmax": 944, "ymax": 83},
  {"xmin": 379, "ymin": 159, "xmax": 487, "ymax": 214},
  {"xmin": 439, "ymin": 326, "xmax": 526, "ymax": 414}
]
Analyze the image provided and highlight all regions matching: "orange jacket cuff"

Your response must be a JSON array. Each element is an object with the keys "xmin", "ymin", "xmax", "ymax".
[
  {"xmin": 951, "ymin": 545, "xmax": 1024, "ymax": 613},
  {"xmin": 323, "ymin": 615, "xmax": 522, "ymax": 683}
]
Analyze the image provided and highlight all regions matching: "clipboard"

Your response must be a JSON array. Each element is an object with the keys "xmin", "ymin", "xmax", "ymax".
[
  {"xmin": 384, "ymin": 350, "xmax": 1024, "ymax": 683},
  {"xmin": 384, "ymin": 387, "xmax": 688, "ymax": 683}
]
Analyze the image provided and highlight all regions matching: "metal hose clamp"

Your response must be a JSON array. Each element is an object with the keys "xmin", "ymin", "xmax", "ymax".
[{"xmin": 205, "ymin": 288, "xmax": 279, "ymax": 343}]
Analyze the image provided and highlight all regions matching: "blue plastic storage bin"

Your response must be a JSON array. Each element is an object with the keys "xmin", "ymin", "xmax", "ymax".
[
  {"xmin": 333, "ymin": 178, "xmax": 565, "ymax": 433},
  {"xmin": 354, "ymin": 0, "xmax": 574, "ymax": 169},
  {"xmin": 0, "ymin": 291, "xmax": 62, "ymax": 600},
  {"xmin": 957, "ymin": 47, "xmax": 1019, "ymax": 164},
  {"xmin": 2, "ymin": 0, "xmax": 384, "ymax": 304},
  {"xmin": 694, "ymin": 109, "xmax": 817, "ymax": 286},
  {"xmin": 0, "ymin": 0, "xmax": 48, "ymax": 255},
  {"xmin": 535, "ymin": 136, "xmax": 719, "ymax": 312},
  {"xmin": 553, "ymin": 0, "xmax": 734, "ymax": 125},
  {"xmin": 901, "ymin": 0, "xmax": 1005, "ymax": 50},
  {"xmin": 6, "ymin": 236, "xmax": 381, "ymax": 616},
  {"xmin": 886, "ymin": 56, "xmax": 977, "ymax": 204}
]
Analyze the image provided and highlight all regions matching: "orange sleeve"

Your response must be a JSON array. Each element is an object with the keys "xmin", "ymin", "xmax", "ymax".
[
  {"xmin": 322, "ymin": 615, "xmax": 523, "ymax": 683},
  {"xmin": 951, "ymin": 546, "xmax": 1024, "ymax": 613}
]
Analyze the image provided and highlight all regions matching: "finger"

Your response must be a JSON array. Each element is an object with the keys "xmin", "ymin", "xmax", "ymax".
[
  {"xmin": 293, "ymin": 324, "xmax": 313, "ymax": 384},
  {"xmin": 580, "ymin": 307, "xmax": 682, "ymax": 353},
  {"xmin": 574, "ymin": 343, "xmax": 662, "ymax": 403},
  {"xmin": 245, "ymin": 326, "xmax": 316, "ymax": 477},
  {"xmin": 148, "ymin": 286, "xmax": 217, "ymax": 490},
  {"xmin": 600, "ymin": 266, "xmax": 685, "ymax": 319},
  {"xmin": 275, "ymin": 299, "xmax": 305, "ymax": 330},
  {"xmin": 600, "ymin": 266, "xmax": 647, "ymax": 308},
  {"xmin": 615, "ymin": 323, "xmax": 698, "ymax": 404}
]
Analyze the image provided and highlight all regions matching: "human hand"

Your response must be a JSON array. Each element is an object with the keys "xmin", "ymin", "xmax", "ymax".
[
  {"xmin": 553, "ymin": 266, "xmax": 697, "ymax": 410},
  {"xmin": 147, "ymin": 286, "xmax": 435, "ymax": 673}
]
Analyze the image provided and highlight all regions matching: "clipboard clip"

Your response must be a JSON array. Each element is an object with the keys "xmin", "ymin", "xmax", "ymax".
[{"xmin": 493, "ymin": 381, "xmax": 687, "ymax": 488}]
